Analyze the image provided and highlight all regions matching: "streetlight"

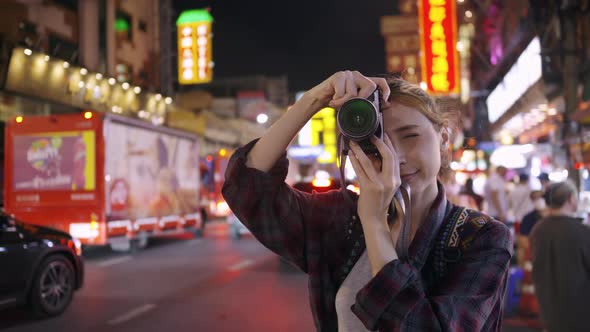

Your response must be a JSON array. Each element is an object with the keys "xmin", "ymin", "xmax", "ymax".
[{"xmin": 256, "ymin": 113, "xmax": 269, "ymax": 124}]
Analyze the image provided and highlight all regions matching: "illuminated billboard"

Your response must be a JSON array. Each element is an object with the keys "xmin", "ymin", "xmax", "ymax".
[
  {"xmin": 418, "ymin": 0, "xmax": 460, "ymax": 95},
  {"xmin": 13, "ymin": 131, "xmax": 96, "ymax": 191},
  {"xmin": 176, "ymin": 9, "xmax": 213, "ymax": 84}
]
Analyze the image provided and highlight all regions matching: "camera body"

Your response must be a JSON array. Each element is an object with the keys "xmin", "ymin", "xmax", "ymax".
[{"xmin": 337, "ymin": 89, "xmax": 383, "ymax": 157}]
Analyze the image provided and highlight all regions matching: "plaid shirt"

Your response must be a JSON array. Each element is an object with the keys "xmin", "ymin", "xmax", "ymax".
[{"xmin": 222, "ymin": 139, "xmax": 512, "ymax": 332}]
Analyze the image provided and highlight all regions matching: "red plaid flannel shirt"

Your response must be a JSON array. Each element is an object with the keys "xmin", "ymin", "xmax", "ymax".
[{"xmin": 222, "ymin": 139, "xmax": 513, "ymax": 331}]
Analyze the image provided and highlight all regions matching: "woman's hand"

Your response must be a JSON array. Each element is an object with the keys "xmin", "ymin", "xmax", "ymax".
[
  {"xmin": 348, "ymin": 135, "xmax": 402, "ymax": 228},
  {"xmin": 303, "ymin": 71, "xmax": 391, "ymax": 109}
]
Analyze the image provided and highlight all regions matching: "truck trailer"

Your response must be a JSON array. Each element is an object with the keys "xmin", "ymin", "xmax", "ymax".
[{"xmin": 4, "ymin": 112, "xmax": 203, "ymax": 251}]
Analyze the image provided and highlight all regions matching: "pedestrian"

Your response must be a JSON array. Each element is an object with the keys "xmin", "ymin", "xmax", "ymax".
[
  {"xmin": 459, "ymin": 177, "xmax": 484, "ymax": 210},
  {"xmin": 530, "ymin": 180, "xmax": 590, "ymax": 332},
  {"xmin": 483, "ymin": 165, "xmax": 509, "ymax": 223},
  {"xmin": 519, "ymin": 190, "xmax": 545, "ymax": 237},
  {"xmin": 537, "ymin": 172, "xmax": 550, "ymax": 191},
  {"xmin": 515, "ymin": 190, "xmax": 545, "ymax": 268},
  {"xmin": 222, "ymin": 71, "xmax": 512, "ymax": 331},
  {"xmin": 508, "ymin": 173, "xmax": 533, "ymax": 224}
]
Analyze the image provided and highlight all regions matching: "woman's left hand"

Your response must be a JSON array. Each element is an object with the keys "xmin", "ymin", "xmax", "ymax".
[{"xmin": 348, "ymin": 135, "xmax": 401, "ymax": 227}]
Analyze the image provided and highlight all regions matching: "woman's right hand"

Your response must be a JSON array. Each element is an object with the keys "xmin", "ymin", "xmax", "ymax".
[{"xmin": 303, "ymin": 71, "xmax": 392, "ymax": 110}]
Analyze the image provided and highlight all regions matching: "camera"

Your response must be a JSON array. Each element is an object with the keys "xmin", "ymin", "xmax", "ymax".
[{"xmin": 337, "ymin": 89, "xmax": 383, "ymax": 157}]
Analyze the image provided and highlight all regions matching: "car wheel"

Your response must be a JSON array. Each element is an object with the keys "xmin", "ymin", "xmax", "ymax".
[{"xmin": 29, "ymin": 255, "xmax": 75, "ymax": 318}]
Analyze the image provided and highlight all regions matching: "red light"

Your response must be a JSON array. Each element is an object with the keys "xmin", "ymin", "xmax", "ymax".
[
  {"xmin": 206, "ymin": 155, "xmax": 213, "ymax": 162},
  {"xmin": 575, "ymin": 162, "xmax": 584, "ymax": 170}
]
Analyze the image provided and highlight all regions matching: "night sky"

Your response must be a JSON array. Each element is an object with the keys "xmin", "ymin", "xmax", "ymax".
[{"xmin": 173, "ymin": 0, "xmax": 399, "ymax": 93}]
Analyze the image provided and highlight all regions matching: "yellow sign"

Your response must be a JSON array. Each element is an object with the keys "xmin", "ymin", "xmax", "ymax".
[
  {"xmin": 177, "ymin": 22, "xmax": 213, "ymax": 84},
  {"xmin": 311, "ymin": 107, "xmax": 336, "ymax": 164}
]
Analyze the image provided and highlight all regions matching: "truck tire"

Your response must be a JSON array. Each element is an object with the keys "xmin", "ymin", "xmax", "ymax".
[
  {"xmin": 133, "ymin": 232, "xmax": 149, "ymax": 250},
  {"xmin": 28, "ymin": 254, "xmax": 76, "ymax": 318},
  {"xmin": 109, "ymin": 238, "xmax": 132, "ymax": 253}
]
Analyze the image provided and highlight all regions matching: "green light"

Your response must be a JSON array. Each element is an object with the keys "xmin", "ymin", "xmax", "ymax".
[
  {"xmin": 176, "ymin": 9, "xmax": 213, "ymax": 25},
  {"xmin": 115, "ymin": 18, "xmax": 129, "ymax": 32}
]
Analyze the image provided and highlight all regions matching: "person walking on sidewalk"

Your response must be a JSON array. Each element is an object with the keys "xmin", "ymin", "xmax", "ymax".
[
  {"xmin": 508, "ymin": 173, "xmax": 533, "ymax": 225},
  {"xmin": 484, "ymin": 166, "xmax": 509, "ymax": 223},
  {"xmin": 530, "ymin": 180, "xmax": 590, "ymax": 332}
]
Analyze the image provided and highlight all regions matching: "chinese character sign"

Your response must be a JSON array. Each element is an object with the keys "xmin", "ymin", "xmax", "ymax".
[
  {"xmin": 418, "ymin": 0, "xmax": 459, "ymax": 95},
  {"xmin": 177, "ymin": 9, "xmax": 213, "ymax": 84}
]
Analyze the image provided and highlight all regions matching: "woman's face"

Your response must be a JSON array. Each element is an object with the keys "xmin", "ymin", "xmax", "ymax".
[{"xmin": 381, "ymin": 101, "xmax": 444, "ymax": 194}]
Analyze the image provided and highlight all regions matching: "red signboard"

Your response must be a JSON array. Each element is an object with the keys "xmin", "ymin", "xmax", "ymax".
[{"xmin": 418, "ymin": 0, "xmax": 460, "ymax": 95}]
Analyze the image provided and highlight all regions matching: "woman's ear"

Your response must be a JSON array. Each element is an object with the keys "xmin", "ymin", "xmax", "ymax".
[{"xmin": 440, "ymin": 127, "xmax": 450, "ymax": 148}]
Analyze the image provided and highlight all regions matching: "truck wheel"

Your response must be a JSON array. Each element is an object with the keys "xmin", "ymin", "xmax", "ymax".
[
  {"xmin": 133, "ymin": 232, "xmax": 149, "ymax": 250},
  {"xmin": 29, "ymin": 255, "xmax": 75, "ymax": 318},
  {"xmin": 109, "ymin": 238, "xmax": 132, "ymax": 253}
]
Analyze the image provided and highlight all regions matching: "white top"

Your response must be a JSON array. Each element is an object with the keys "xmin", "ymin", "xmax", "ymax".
[
  {"xmin": 508, "ymin": 184, "xmax": 533, "ymax": 221},
  {"xmin": 484, "ymin": 172, "xmax": 509, "ymax": 218},
  {"xmin": 335, "ymin": 250, "xmax": 372, "ymax": 332}
]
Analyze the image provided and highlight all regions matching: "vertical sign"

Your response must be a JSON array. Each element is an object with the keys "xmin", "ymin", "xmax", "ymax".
[
  {"xmin": 418, "ymin": 0, "xmax": 460, "ymax": 95},
  {"xmin": 311, "ymin": 107, "xmax": 336, "ymax": 164},
  {"xmin": 176, "ymin": 9, "xmax": 213, "ymax": 84}
]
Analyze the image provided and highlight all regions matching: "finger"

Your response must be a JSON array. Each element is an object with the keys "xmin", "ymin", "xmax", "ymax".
[
  {"xmin": 347, "ymin": 149, "xmax": 368, "ymax": 186},
  {"xmin": 332, "ymin": 71, "xmax": 346, "ymax": 100},
  {"xmin": 353, "ymin": 71, "xmax": 377, "ymax": 99},
  {"xmin": 369, "ymin": 77, "xmax": 391, "ymax": 102},
  {"xmin": 384, "ymin": 134, "xmax": 401, "ymax": 182},
  {"xmin": 332, "ymin": 71, "xmax": 357, "ymax": 105},
  {"xmin": 383, "ymin": 133, "xmax": 396, "ymax": 155},
  {"xmin": 345, "ymin": 70, "xmax": 357, "ymax": 98},
  {"xmin": 370, "ymin": 136, "xmax": 394, "ymax": 177},
  {"xmin": 349, "ymin": 141, "xmax": 380, "ymax": 180}
]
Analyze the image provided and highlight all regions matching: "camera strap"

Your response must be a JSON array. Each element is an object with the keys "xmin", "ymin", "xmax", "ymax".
[{"xmin": 393, "ymin": 183, "xmax": 412, "ymax": 260}]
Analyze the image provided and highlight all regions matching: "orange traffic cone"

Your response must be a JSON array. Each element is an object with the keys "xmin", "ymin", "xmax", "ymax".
[{"xmin": 518, "ymin": 246, "xmax": 539, "ymax": 315}]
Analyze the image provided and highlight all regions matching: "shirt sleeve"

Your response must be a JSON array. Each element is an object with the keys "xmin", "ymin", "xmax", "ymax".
[
  {"xmin": 351, "ymin": 220, "xmax": 512, "ymax": 332},
  {"xmin": 221, "ymin": 138, "xmax": 341, "ymax": 273}
]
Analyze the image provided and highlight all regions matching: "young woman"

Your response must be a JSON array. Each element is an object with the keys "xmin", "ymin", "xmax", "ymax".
[{"xmin": 222, "ymin": 71, "xmax": 512, "ymax": 331}]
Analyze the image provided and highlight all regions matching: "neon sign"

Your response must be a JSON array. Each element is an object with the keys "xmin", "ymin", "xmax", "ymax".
[
  {"xmin": 418, "ymin": 0, "xmax": 459, "ymax": 95},
  {"xmin": 176, "ymin": 9, "xmax": 213, "ymax": 84}
]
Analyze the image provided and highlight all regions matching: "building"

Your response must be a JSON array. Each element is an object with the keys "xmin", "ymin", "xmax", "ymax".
[
  {"xmin": 0, "ymin": 0, "xmax": 174, "ymax": 124},
  {"xmin": 169, "ymin": 75, "xmax": 286, "ymax": 156}
]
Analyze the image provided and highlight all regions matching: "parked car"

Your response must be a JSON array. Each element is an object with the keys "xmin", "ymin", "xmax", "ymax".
[{"xmin": 0, "ymin": 212, "xmax": 84, "ymax": 318}]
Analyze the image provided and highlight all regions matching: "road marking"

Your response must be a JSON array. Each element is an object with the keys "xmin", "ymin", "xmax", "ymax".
[
  {"xmin": 107, "ymin": 303, "xmax": 156, "ymax": 325},
  {"xmin": 0, "ymin": 298, "xmax": 17, "ymax": 306},
  {"xmin": 186, "ymin": 239, "xmax": 202, "ymax": 246},
  {"xmin": 97, "ymin": 255, "xmax": 133, "ymax": 267},
  {"xmin": 228, "ymin": 259, "xmax": 254, "ymax": 271}
]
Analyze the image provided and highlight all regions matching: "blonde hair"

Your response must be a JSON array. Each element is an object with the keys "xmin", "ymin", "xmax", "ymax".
[{"xmin": 384, "ymin": 75, "xmax": 460, "ymax": 179}]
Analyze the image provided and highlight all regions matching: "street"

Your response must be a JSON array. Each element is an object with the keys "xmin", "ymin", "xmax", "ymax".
[{"xmin": 0, "ymin": 221, "xmax": 541, "ymax": 332}]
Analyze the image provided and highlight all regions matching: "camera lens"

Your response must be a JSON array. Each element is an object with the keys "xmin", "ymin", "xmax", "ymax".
[{"xmin": 337, "ymin": 99, "xmax": 378, "ymax": 139}]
